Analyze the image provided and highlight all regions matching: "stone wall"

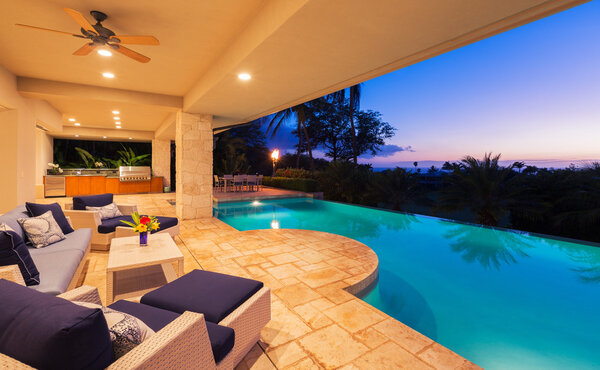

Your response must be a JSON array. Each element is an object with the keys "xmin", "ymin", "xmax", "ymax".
[
  {"xmin": 151, "ymin": 139, "xmax": 171, "ymax": 188},
  {"xmin": 175, "ymin": 112, "xmax": 213, "ymax": 219}
]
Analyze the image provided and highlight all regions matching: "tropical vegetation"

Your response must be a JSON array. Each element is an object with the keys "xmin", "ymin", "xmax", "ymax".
[{"xmin": 53, "ymin": 139, "xmax": 151, "ymax": 169}]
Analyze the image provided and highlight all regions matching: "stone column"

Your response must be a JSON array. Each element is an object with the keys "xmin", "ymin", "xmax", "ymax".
[
  {"xmin": 175, "ymin": 112, "xmax": 213, "ymax": 220},
  {"xmin": 151, "ymin": 139, "xmax": 171, "ymax": 188}
]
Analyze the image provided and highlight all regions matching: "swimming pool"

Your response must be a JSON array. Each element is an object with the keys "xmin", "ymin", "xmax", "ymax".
[{"xmin": 214, "ymin": 198, "xmax": 600, "ymax": 369}]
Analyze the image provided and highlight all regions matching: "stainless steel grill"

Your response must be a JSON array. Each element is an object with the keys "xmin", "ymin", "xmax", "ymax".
[{"xmin": 119, "ymin": 166, "xmax": 151, "ymax": 181}]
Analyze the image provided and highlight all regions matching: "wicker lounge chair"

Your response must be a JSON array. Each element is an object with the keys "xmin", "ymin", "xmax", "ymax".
[
  {"xmin": 139, "ymin": 270, "xmax": 271, "ymax": 367},
  {"xmin": 63, "ymin": 193, "xmax": 180, "ymax": 251},
  {"xmin": 0, "ymin": 281, "xmax": 234, "ymax": 369}
]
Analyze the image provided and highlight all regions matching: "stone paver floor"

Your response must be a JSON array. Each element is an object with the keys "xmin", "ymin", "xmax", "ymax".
[{"xmin": 40, "ymin": 193, "xmax": 480, "ymax": 369}]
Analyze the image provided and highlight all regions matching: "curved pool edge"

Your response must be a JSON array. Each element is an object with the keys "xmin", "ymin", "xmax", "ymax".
[{"xmin": 195, "ymin": 224, "xmax": 480, "ymax": 369}]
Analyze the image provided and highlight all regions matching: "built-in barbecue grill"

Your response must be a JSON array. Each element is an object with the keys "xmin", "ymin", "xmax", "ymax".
[{"xmin": 119, "ymin": 166, "xmax": 151, "ymax": 182}]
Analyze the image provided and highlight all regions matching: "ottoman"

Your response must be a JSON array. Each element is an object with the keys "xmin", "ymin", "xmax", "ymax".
[{"xmin": 141, "ymin": 270, "xmax": 271, "ymax": 367}]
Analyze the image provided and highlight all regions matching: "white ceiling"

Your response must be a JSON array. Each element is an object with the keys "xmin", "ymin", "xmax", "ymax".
[{"xmin": 0, "ymin": 0, "xmax": 588, "ymax": 140}]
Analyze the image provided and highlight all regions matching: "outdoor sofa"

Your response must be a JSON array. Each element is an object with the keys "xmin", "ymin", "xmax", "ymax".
[
  {"xmin": 0, "ymin": 280, "xmax": 235, "ymax": 369},
  {"xmin": 0, "ymin": 269, "xmax": 271, "ymax": 369},
  {"xmin": 63, "ymin": 193, "xmax": 180, "ymax": 251},
  {"xmin": 0, "ymin": 203, "xmax": 90, "ymax": 295}
]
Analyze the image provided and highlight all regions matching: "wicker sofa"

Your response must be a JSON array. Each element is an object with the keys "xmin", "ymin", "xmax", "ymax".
[
  {"xmin": 0, "ymin": 269, "xmax": 272, "ymax": 369},
  {"xmin": 63, "ymin": 193, "xmax": 180, "ymax": 251},
  {"xmin": 0, "ymin": 282, "xmax": 234, "ymax": 369},
  {"xmin": 0, "ymin": 204, "xmax": 90, "ymax": 295}
]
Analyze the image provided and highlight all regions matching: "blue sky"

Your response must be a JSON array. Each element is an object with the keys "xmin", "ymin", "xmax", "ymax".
[{"xmin": 268, "ymin": 1, "xmax": 600, "ymax": 168}]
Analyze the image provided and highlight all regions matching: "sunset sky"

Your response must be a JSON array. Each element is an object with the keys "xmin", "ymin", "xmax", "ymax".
[{"xmin": 268, "ymin": 1, "xmax": 599, "ymax": 169}]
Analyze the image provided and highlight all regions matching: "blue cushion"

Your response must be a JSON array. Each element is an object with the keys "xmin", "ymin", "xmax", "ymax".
[
  {"xmin": 0, "ymin": 205, "xmax": 29, "ymax": 240},
  {"xmin": 0, "ymin": 279, "xmax": 113, "ymax": 369},
  {"xmin": 29, "ymin": 249, "xmax": 84, "ymax": 296},
  {"xmin": 26, "ymin": 202, "xmax": 74, "ymax": 234},
  {"xmin": 0, "ymin": 229, "xmax": 40, "ymax": 286},
  {"xmin": 28, "ymin": 228, "xmax": 91, "ymax": 259},
  {"xmin": 141, "ymin": 270, "xmax": 264, "ymax": 323},
  {"xmin": 109, "ymin": 299, "xmax": 180, "ymax": 332},
  {"xmin": 98, "ymin": 216, "xmax": 178, "ymax": 234},
  {"xmin": 108, "ymin": 300, "xmax": 235, "ymax": 364},
  {"xmin": 73, "ymin": 193, "xmax": 113, "ymax": 211}
]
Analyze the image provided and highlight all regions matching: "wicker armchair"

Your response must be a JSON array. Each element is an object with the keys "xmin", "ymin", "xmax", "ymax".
[
  {"xmin": 63, "ymin": 203, "xmax": 180, "ymax": 251},
  {"xmin": 0, "ymin": 285, "xmax": 233, "ymax": 370}
]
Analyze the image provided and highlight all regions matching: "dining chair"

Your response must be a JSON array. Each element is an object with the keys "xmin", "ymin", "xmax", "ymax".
[{"xmin": 246, "ymin": 175, "xmax": 257, "ymax": 192}]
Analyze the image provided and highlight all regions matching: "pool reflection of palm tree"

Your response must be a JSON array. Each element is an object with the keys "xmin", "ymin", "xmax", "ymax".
[
  {"xmin": 558, "ymin": 244, "xmax": 600, "ymax": 283},
  {"xmin": 444, "ymin": 225, "xmax": 535, "ymax": 269},
  {"xmin": 364, "ymin": 269, "xmax": 438, "ymax": 340}
]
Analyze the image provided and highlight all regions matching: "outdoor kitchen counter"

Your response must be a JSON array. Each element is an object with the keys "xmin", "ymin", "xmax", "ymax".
[{"xmin": 43, "ymin": 176, "xmax": 164, "ymax": 197}]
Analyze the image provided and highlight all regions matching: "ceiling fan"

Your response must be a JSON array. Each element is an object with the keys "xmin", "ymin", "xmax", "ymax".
[{"xmin": 16, "ymin": 8, "xmax": 159, "ymax": 63}]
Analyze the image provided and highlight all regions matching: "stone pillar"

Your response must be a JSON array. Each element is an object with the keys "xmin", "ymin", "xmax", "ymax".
[
  {"xmin": 175, "ymin": 112, "xmax": 213, "ymax": 220},
  {"xmin": 152, "ymin": 139, "xmax": 171, "ymax": 188}
]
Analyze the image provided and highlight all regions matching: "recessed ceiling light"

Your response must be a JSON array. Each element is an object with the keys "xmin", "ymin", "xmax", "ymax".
[
  {"xmin": 111, "ymin": 110, "xmax": 120, "ymax": 114},
  {"xmin": 74, "ymin": 122, "xmax": 80, "ymax": 126},
  {"xmin": 75, "ymin": 134, "xmax": 79, "ymax": 137},
  {"xmin": 68, "ymin": 118, "xmax": 76, "ymax": 122},
  {"xmin": 128, "ymin": 137, "xmax": 132, "ymax": 140},
  {"xmin": 97, "ymin": 49, "xmax": 112, "ymax": 57},
  {"xmin": 102, "ymin": 72, "xmax": 115, "ymax": 79},
  {"xmin": 115, "ymin": 121, "xmax": 121, "ymax": 125},
  {"xmin": 116, "ymin": 126, "xmax": 121, "ymax": 129},
  {"xmin": 113, "ymin": 116, "xmax": 120, "ymax": 120},
  {"xmin": 103, "ymin": 136, "xmax": 107, "ymax": 139},
  {"xmin": 238, "ymin": 73, "xmax": 251, "ymax": 80}
]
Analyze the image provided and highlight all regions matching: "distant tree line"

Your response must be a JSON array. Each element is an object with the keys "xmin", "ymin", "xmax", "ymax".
[{"xmin": 317, "ymin": 153, "xmax": 600, "ymax": 243}]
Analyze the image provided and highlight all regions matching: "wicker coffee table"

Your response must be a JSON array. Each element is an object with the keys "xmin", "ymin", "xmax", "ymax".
[{"xmin": 106, "ymin": 233, "xmax": 184, "ymax": 304}]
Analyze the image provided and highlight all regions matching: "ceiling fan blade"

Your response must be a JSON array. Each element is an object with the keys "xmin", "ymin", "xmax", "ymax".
[
  {"xmin": 111, "ymin": 35, "xmax": 159, "ymax": 45},
  {"xmin": 73, "ymin": 43, "xmax": 96, "ymax": 56},
  {"xmin": 115, "ymin": 45, "xmax": 150, "ymax": 63},
  {"xmin": 63, "ymin": 8, "xmax": 95, "ymax": 33},
  {"xmin": 15, "ymin": 23, "xmax": 82, "ymax": 37}
]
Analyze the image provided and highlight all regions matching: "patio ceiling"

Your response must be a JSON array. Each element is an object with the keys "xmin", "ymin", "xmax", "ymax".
[{"xmin": 0, "ymin": 0, "xmax": 588, "ymax": 140}]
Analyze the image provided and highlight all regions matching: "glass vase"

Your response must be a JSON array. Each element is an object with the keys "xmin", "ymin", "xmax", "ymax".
[{"xmin": 139, "ymin": 231, "xmax": 148, "ymax": 246}]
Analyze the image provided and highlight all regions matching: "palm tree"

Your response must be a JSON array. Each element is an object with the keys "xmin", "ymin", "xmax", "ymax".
[
  {"xmin": 348, "ymin": 84, "xmax": 361, "ymax": 164},
  {"xmin": 327, "ymin": 84, "xmax": 362, "ymax": 164},
  {"xmin": 439, "ymin": 153, "xmax": 516, "ymax": 226},
  {"xmin": 264, "ymin": 103, "xmax": 315, "ymax": 171},
  {"xmin": 512, "ymin": 161, "xmax": 525, "ymax": 173},
  {"xmin": 366, "ymin": 168, "xmax": 419, "ymax": 211}
]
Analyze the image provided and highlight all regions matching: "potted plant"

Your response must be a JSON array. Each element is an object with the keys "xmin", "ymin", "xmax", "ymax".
[
  {"xmin": 121, "ymin": 212, "xmax": 160, "ymax": 246},
  {"xmin": 47, "ymin": 163, "xmax": 63, "ymax": 175}
]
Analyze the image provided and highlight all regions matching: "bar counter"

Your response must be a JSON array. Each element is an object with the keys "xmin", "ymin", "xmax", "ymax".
[{"xmin": 44, "ymin": 175, "xmax": 164, "ymax": 197}]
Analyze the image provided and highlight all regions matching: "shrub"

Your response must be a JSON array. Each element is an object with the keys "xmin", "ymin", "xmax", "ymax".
[
  {"xmin": 275, "ymin": 167, "xmax": 313, "ymax": 179},
  {"xmin": 263, "ymin": 176, "xmax": 319, "ymax": 192}
]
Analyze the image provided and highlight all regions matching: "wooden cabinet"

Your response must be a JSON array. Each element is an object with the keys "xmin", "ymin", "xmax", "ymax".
[
  {"xmin": 90, "ymin": 176, "xmax": 106, "ymax": 195},
  {"xmin": 106, "ymin": 178, "xmax": 119, "ymax": 194},
  {"xmin": 65, "ymin": 176, "xmax": 79, "ymax": 196},
  {"xmin": 119, "ymin": 181, "xmax": 151, "ymax": 194},
  {"xmin": 55, "ymin": 176, "xmax": 164, "ymax": 197},
  {"xmin": 151, "ymin": 177, "xmax": 164, "ymax": 193}
]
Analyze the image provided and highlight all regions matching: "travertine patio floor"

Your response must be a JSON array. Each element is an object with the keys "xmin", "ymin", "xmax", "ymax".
[{"xmin": 39, "ymin": 193, "xmax": 479, "ymax": 369}]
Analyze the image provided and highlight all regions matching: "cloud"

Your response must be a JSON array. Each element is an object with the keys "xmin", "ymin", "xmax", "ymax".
[{"xmin": 361, "ymin": 144, "xmax": 415, "ymax": 158}]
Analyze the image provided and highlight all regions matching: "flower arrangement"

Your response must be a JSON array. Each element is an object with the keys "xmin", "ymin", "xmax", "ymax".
[
  {"xmin": 47, "ymin": 163, "xmax": 63, "ymax": 175},
  {"xmin": 94, "ymin": 161, "xmax": 104, "ymax": 168},
  {"xmin": 121, "ymin": 212, "xmax": 160, "ymax": 233}
]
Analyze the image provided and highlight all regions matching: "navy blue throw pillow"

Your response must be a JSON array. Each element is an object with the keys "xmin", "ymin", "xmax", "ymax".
[
  {"xmin": 73, "ymin": 193, "xmax": 113, "ymax": 211},
  {"xmin": 25, "ymin": 202, "xmax": 74, "ymax": 235},
  {"xmin": 0, "ymin": 280, "xmax": 113, "ymax": 369},
  {"xmin": 0, "ymin": 229, "xmax": 40, "ymax": 286}
]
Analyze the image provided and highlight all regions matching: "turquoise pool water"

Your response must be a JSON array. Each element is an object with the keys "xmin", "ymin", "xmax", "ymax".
[{"xmin": 214, "ymin": 198, "xmax": 600, "ymax": 369}]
